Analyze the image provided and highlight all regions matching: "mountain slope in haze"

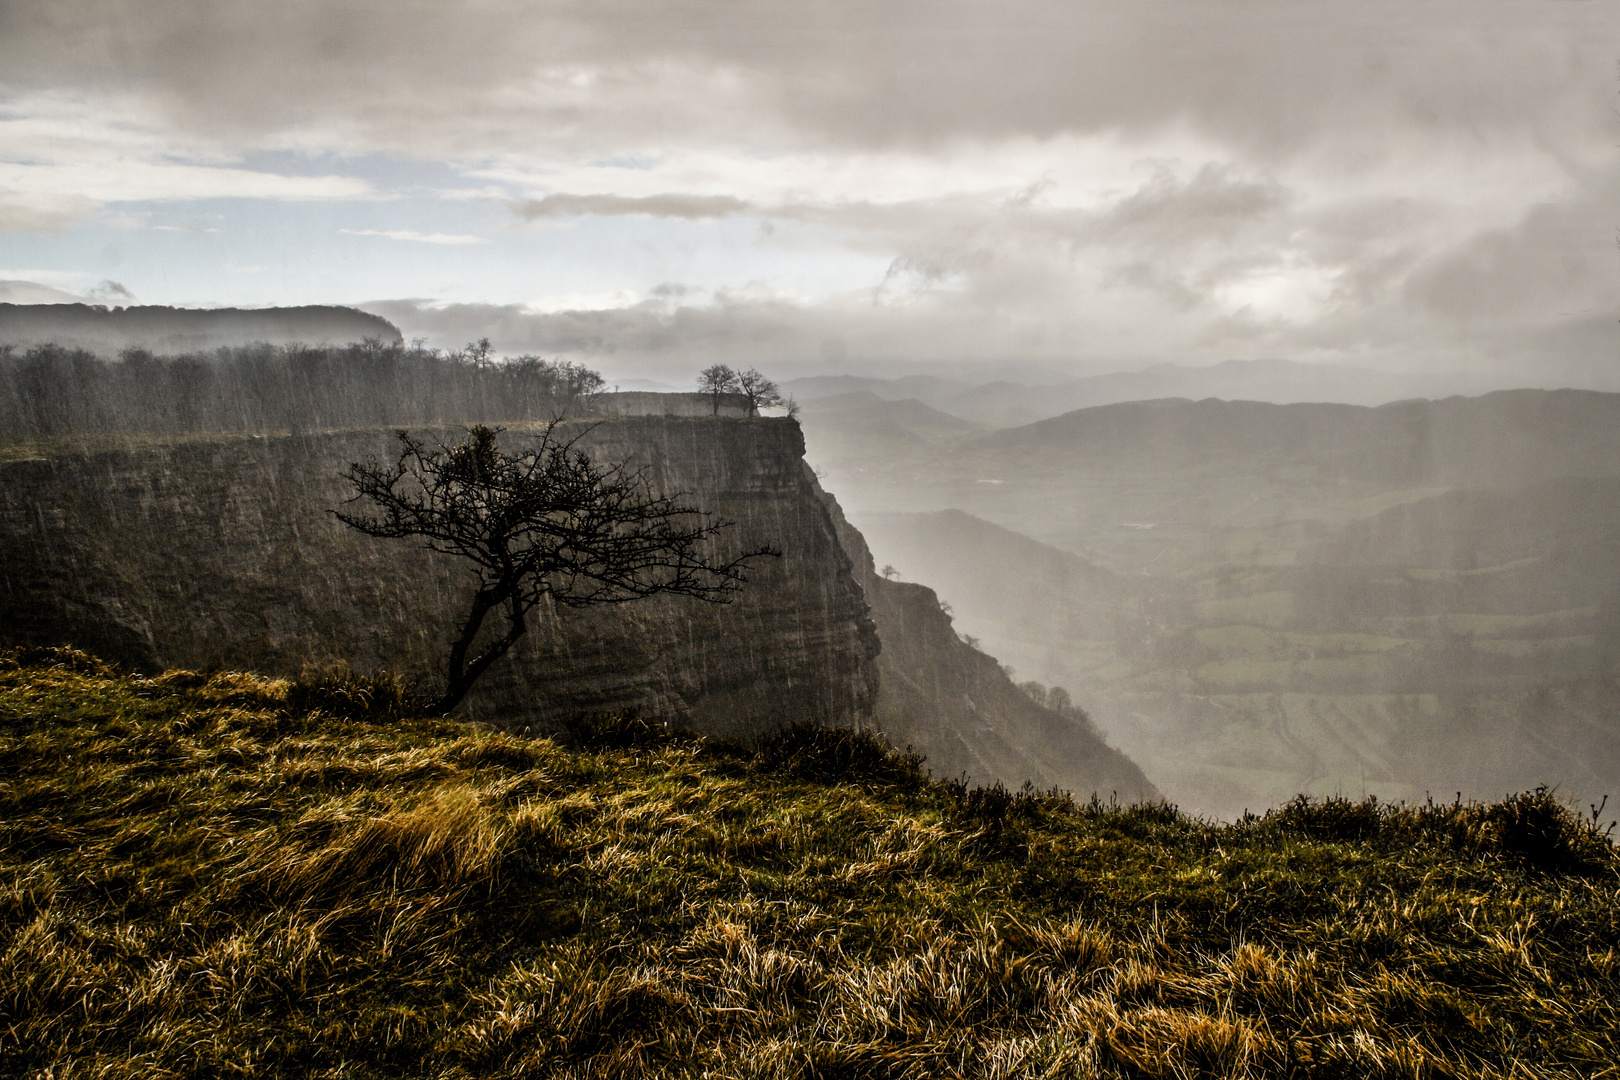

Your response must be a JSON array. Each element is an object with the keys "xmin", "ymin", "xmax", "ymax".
[
  {"xmin": 975, "ymin": 390, "xmax": 1620, "ymax": 488},
  {"xmin": 820, "ymin": 389, "xmax": 1620, "ymax": 818},
  {"xmin": 796, "ymin": 391, "xmax": 984, "ymax": 467},
  {"xmin": 935, "ymin": 360, "xmax": 1513, "ymax": 427},
  {"xmin": 819, "ymin": 487, "xmax": 1156, "ymax": 801},
  {"xmin": 788, "ymin": 360, "xmax": 1521, "ymax": 428},
  {"xmin": 783, "ymin": 374, "xmax": 972, "ymax": 403},
  {"xmin": 849, "ymin": 489, "xmax": 1620, "ymax": 820},
  {"xmin": 0, "ymin": 303, "xmax": 403, "ymax": 355},
  {"xmin": 851, "ymin": 509, "xmax": 1123, "ymax": 651}
]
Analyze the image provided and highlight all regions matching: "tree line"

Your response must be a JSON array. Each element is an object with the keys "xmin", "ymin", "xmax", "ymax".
[{"xmin": 0, "ymin": 338, "xmax": 606, "ymax": 442}]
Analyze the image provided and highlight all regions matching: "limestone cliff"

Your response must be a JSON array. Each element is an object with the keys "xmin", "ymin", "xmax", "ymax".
[
  {"xmin": 0, "ymin": 417, "xmax": 876, "ymax": 738},
  {"xmin": 817, "ymin": 482, "xmax": 1159, "ymax": 802},
  {"xmin": 1, "ymin": 413, "xmax": 1156, "ymax": 798}
]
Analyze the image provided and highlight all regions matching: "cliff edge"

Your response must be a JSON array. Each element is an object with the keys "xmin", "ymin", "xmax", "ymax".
[{"xmin": 1, "ymin": 413, "xmax": 1155, "ymax": 798}]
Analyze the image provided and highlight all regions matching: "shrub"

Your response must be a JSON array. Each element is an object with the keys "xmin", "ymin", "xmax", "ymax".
[
  {"xmin": 0, "ymin": 644, "xmax": 115, "ymax": 676},
  {"xmin": 565, "ymin": 711, "xmax": 690, "ymax": 751},
  {"xmin": 1266, "ymin": 794, "xmax": 1383, "ymax": 842},
  {"xmin": 1449, "ymin": 786, "xmax": 1617, "ymax": 877},
  {"xmin": 755, "ymin": 723, "xmax": 927, "ymax": 789}
]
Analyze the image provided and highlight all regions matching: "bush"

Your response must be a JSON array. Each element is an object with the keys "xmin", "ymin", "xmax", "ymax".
[
  {"xmin": 0, "ymin": 644, "xmax": 115, "ymax": 676},
  {"xmin": 755, "ymin": 723, "xmax": 927, "ymax": 789},
  {"xmin": 1448, "ymin": 786, "xmax": 1617, "ymax": 877},
  {"xmin": 1266, "ymin": 794, "xmax": 1383, "ymax": 843},
  {"xmin": 564, "ymin": 711, "xmax": 690, "ymax": 751}
]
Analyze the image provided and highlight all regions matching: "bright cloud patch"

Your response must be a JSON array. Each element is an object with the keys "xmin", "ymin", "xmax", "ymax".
[{"xmin": 339, "ymin": 229, "xmax": 488, "ymax": 245}]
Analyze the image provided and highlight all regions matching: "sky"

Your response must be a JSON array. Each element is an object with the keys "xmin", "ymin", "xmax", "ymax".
[{"xmin": 0, "ymin": 0, "xmax": 1615, "ymax": 386}]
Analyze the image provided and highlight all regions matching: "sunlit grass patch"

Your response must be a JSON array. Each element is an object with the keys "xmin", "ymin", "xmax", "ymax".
[{"xmin": 2, "ymin": 646, "xmax": 1617, "ymax": 1078}]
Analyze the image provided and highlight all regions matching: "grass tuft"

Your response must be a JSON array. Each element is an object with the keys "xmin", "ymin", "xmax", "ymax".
[{"xmin": 284, "ymin": 662, "xmax": 420, "ymax": 721}]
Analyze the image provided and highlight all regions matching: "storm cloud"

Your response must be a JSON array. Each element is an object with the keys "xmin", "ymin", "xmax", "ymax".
[{"xmin": 1, "ymin": 0, "xmax": 1614, "ymax": 383}]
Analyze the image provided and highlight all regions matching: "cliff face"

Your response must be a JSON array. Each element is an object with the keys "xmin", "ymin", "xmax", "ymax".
[
  {"xmin": 1, "ymin": 412, "xmax": 1156, "ymax": 798},
  {"xmin": 0, "ymin": 417, "xmax": 877, "ymax": 738},
  {"xmin": 816, "ymin": 484, "xmax": 1159, "ymax": 802}
]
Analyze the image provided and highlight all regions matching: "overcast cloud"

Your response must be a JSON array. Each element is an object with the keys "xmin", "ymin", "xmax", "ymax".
[{"xmin": 0, "ymin": 0, "xmax": 1614, "ymax": 384}]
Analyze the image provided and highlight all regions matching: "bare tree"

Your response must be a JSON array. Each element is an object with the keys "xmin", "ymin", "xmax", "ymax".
[
  {"xmin": 735, "ymin": 367, "xmax": 784, "ymax": 413},
  {"xmin": 336, "ymin": 423, "xmax": 779, "ymax": 714},
  {"xmin": 698, "ymin": 364, "xmax": 739, "ymax": 413}
]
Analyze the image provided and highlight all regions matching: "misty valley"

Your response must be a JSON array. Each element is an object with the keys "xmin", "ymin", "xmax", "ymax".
[{"xmin": 798, "ymin": 386, "xmax": 1620, "ymax": 820}]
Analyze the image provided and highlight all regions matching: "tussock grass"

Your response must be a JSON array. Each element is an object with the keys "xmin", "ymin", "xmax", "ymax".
[{"xmin": 2, "ymin": 646, "xmax": 1617, "ymax": 1078}]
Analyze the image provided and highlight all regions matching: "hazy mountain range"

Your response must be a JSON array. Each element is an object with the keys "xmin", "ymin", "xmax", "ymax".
[
  {"xmin": 804, "ymin": 388, "xmax": 1620, "ymax": 818},
  {"xmin": 786, "ymin": 360, "xmax": 1545, "ymax": 428}
]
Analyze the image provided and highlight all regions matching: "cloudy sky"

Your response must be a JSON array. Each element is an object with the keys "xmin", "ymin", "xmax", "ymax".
[{"xmin": 0, "ymin": 0, "xmax": 1615, "ymax": 385}]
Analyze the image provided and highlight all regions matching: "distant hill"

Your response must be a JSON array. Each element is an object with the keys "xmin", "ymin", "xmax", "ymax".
[
  {"xmin": 782, "ymin": 373, "xmax": 972, "ymax": 404},
  {"xmin": 936, "ymin": 359, "xmax": 1510, "ymax": 426},
  {"xmin": 796, "ymin": 391, "xmax": 983, "ymax": 466},
  {"xmin": 0, "ymin": 303, "xmax": 402, "ymax": 356},
  {"xmin": 789, "ymin": 360, "xmax": 1519, "ymax": 428},
  {"xmin": 975, "ymin": 390, "xmax": 1620, "ymax": 489},
  {"xmin": 850, "ymin": 509, "xmax": 1122, "ymax": 647}
]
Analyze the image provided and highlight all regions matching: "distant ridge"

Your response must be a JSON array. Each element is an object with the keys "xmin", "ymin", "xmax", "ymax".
[
  {"xmin": 0, "ymin": 303, "xmax": 403, "ymax": 356},
  {"xmin": 787, "ymin": 359, "xmax": 1519, "ymax": 428},
  {"xmin": 975, "ymin": 389, "xmax": 1620, "ymax": 488}
]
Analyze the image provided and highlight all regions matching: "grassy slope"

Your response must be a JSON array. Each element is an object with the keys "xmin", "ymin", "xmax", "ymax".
[{"xmin": 3, "ymin": 649, "xmax": 1619, "ymax": 1080}]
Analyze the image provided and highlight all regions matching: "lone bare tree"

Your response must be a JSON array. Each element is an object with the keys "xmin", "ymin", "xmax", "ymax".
[
  {"xmin": 735, "ymin": 368, "xmax": 784, "ymax": 413},
  {"xmin": 336, "ymin": 423, "xmax": 778, "ymax": 714},
  {"xmin": 698, "ymin": 364, "xmax": 738, "ymax": 413}
]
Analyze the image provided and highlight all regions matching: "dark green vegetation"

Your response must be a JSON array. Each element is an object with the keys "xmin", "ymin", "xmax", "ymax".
[
  {"xmin": 802, "ymin": 391, "xmax": 1620, "ymax": 819},
  {"xmin": 5, "ymin": 648, "xmax": 1618, "ymax": 1079},
  {"xmin": 0, "ymin": 338, "xmax": 604, "ymax": 445},
  {"xmin": 0, "ymin": 303, "xmax": 400, "ymax": 363}
]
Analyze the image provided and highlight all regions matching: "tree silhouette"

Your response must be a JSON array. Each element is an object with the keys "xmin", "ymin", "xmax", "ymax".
[
  {"xmin": 336, "ymin": 423, "xmax": 778, "ymax": 714},
  {"xmin": 697, "ymin": 364, "xmax": 784, "ymax": 414},
  {"xmin": 698, "ymin": 364, "xmax": 739, "ymax": 413},
  {"xmin": 735, "ymin": 368, "xmax": 784, "ymax": 413}
]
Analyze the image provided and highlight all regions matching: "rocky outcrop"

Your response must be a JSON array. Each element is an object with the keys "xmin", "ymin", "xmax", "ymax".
[
  {"xmin": 817, "ymin": 483, "xmax": 1159, "ymax": 801},
  {"xmin": 0, "ymin": 303, "xmax": 402, "ymax": 355},
  {"xmin": 0, "ymin": 417, "xmax": 877, "ymax": 739}
]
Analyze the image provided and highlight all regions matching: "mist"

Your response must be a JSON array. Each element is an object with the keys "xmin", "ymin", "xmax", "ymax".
[{"xmin": 794, "ymin": 385, "xmax": 1620, "ymax": 818}]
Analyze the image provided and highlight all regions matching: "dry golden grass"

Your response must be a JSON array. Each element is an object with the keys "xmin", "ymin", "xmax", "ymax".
[{"xmin": 2, "ymin": 645, "xmax": 1617, "ymax": 1078}]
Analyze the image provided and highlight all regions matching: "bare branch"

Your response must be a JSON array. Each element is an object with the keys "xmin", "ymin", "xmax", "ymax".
[{"xmin": 334, "ymin": 423, "xmax": 779, "ymax": 713}]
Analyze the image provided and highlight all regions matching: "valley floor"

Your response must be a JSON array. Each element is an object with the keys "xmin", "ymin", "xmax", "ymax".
[{"xmin": 3, "ymin": 647, "xmax": 1619, "ymax": 1079}]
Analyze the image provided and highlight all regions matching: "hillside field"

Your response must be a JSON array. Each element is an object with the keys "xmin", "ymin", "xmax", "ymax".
[{"xmin": 4, "ymin": 647, "xmax": 1619, "ymax": 1078}]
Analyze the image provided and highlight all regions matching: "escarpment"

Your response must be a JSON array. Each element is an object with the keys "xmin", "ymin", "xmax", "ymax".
[
  {"xmin": 816, "ymin": 482, "xmax": 1159, "ymax": 802},
  {"xmin": 1, "ymin": 412, "xmax": 1156, "ymax": 797},
  {"xmin": 0, "ymin": 417, "xmax": 877, "ymax": 738}
]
